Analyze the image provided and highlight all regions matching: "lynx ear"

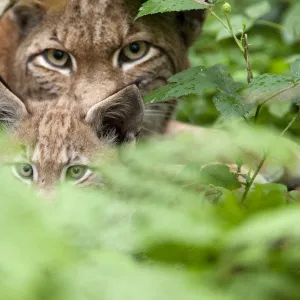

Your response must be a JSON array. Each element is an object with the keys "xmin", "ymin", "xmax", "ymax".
[
  {"xmin": 177, "ymin": 9, "xmax": 207, "ymax": 46},
  {"xmin": 85, "ymin": 85, "xmax": 144, "ymax": 144},
  {"xmin": 140, "ymin": 99, "xmax": 177, "ymax": 138},
  {"xmin": 0, "ymin": 77, "xmax": 28, "ymax": 130},
  {"xmin": 7, "ymin": 0, "xmax": 65, "ymax": 35},
  {"xmin": 8, "ymin": 0, "xmax": 44, "ymax": 35}
]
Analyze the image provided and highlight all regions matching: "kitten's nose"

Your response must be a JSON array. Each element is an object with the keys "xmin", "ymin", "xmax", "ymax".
[
  {"xmin": 35, "ymin": 179, "xmax": 56, "ymax": 199},
  {"xmin": 36, "ymin": 187, "xmax": 56, "ymax": 200}
]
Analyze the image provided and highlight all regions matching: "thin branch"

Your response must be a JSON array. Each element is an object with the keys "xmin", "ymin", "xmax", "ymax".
[
  {"xmin": 254, "ymin": 81, "xmax": 300, "ymax": 122},
  {"xmin": 243, "ymin": 34, "xmax": 253, "ymax": 84},
  {"xmin": 254, "ymin": 104, "xmax": 262, "ymax": 122},
  {"xmin": 241, "ymin": 153, "xmax": 267, "ymax": 204},
  {"xmin": 280, "ymin": 106, "xmax": 300, "ymax": 137},
  {"xmin": 209, "ymin": 8, "xmax": 245, "ymax": 54},
  {"xmin": 224, "ymin": 13, "xmax": 245, "ymax": 54},
  {"xmin": 209, "ymin": 9, "xmax": 230, "ymax": 32}
]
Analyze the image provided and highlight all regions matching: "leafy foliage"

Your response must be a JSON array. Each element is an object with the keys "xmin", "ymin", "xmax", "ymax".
[
  {"xmin": 1, "ymin": 126, "xmax": 300, "ymax": 299},
  {"xmin": 2, "ymin": 0, "xmax": 300, "ymax": 299}
]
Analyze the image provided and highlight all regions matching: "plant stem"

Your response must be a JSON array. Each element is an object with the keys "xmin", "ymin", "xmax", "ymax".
[
  {"xmin": 280, "ymin": 106, "xmax": 300, "ymax": 137},
  {"xmin": 209, "ymin": 9, "xmax": 230, "ymax": 32},
  {"xmin": 254, "ymin": 81, "xmax": 300, "ymax": 122},
  {"xmin": 224, "ymin": 13, "xmax": 245, "ymax": 54},
  {"xmin": 241, "ymin": 106, "xmax": 300, "ymax": 204},
  {"xmin": 254, "ymin": 104, "xmax": 262, "ymax": 122},
  {"xmin": 241, "ymin": 153, "xmax": 267, "ymax": 204},
  {"xmin": 243, "ymin": 34, "xmax": 253, "ymax": 84},
  {"xmin": 209, "ymin": 8, "xmax": 244, "ymax": 54}
]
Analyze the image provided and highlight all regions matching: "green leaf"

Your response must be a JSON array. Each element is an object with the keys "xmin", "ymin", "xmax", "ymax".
[
  {"xmin": 245, "ymin": 1, "xmax": 271, "ymax": 20},
  {"xmin": 282, "ymin": 2, "xmax": 300, "ymax": 44},
  {"xmin": 145, "ymin": 66, "xmax": 215, "ymax": 102},
  {"xmin": 290, "ymin": 58, "xmax": 300, "ymax": 80},
  {"xmin": 206, "ymin": 64, "xmax": 245, "ymax": 94},
  {"xmin": 199, "ymin": 164, "xmax": 241, "ymax": 190},
  {"xmin": 145, "ymin": 64, "xmax": 251, "ymax": 119},
  {"xmin": 247, "ymin": 74, "xmax": 294, "ymax": 104},
  {"xmin": 213, "ymin": 93, "xmax": 254, "ymax": 119},
  {"xmin": 246, "ymin": 184, "xmax": 288, "ymax": 213},
  {"xmin": 268, "ymin": 101, "xmax": 292, "ymax": 118},
  {"xmin": 136, "ymin": 0, "xmax": 207, "ymax": 19}
]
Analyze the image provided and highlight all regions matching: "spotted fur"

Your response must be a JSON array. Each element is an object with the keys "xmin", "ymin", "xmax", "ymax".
[{"xmin": 0, "ymin": 0, "xmax": 205, "ymax": 112}]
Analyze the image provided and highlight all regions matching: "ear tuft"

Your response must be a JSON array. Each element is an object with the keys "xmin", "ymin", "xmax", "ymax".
[
  {"xmin": 0, "ymin": 77, "xmax": 28, "ymax": 130},
  {"xmin": 85, "ymin": 85, "xmax": 144, "ymax": 144}
]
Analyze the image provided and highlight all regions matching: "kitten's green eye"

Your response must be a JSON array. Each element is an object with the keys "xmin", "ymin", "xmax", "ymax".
[
  {"xmin": 121, "ymin": 41, "xmax": 149, "ymax": 62},
  {"xmin": 66, "ymin": 165, "xmax": 88, "ymax": 181},
  {"xmin": 15, "ymin": 163, "xmax": 34, "ymax": 179},
  {"xmin": 44, "ymin": 49, "xmax": 71, "ymax": 68}
]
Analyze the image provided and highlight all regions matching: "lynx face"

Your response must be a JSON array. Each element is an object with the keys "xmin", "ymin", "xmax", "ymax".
[
  {"xmin": 0, "ymin": 80, "xmax": 149, "ymax": 191},
  {"xmin": 0, "ymin": 0, "xmax": 205, "ymax": 110}
]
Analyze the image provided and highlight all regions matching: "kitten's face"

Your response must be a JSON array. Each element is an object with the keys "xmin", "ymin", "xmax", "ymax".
[
  {"xmin": 12, "ymin": 107, "xmax": 111, "ymax": 190},
  {"xmin": 0, "ymin": 82, "xmax": 145, "ymax": 191}
]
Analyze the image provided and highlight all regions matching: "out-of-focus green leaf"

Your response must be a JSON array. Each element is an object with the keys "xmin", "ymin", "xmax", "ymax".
[{"xmin": 199, "ymin": 164, "xmax": 241, "ymax": 190}]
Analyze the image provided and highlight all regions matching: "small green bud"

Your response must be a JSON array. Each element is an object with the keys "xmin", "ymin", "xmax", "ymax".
[{"xmin": 222, "ymin": 2, "xmax": 231, "ymax": 14}]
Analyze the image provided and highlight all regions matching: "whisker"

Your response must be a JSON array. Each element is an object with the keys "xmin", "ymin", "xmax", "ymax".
[
  {"xmin": 144, "ymin": 112, "xmax": 171, "ymax": 117},
  {"xmin": 141, "ymin": 126, "xmax": 161, "ymax": 135}
]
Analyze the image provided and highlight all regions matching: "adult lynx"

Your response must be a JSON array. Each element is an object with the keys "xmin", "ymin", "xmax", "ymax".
[{"xmin": 0, "ymin": 0, "xmax": 205, "ymax": 107}]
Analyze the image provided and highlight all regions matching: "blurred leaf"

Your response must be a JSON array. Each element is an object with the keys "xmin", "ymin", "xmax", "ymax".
[
  {"xmin": 199, "ymin": 164, "xmax": 241, "ymax": 190},
  {"xmin": 282, "ymin": 2, "xmax": 300, "ymax": 44},
  {"xmin": 245, "ymin": 1, "xmax": 271, "ymax": 19},
  {"xmin": 290, "ymin": 58, "xmax": 300, "ymax": 80}
]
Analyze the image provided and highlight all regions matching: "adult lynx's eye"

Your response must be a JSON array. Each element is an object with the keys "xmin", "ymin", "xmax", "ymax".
[
  {"xmin": 44, "ymin": 49, "xmax": 71, "ymax": 68},
  {"xmin": 121, "ymin": 41, "xmax": 149, "ymax": 62},
  {"xmin": 15, "ymin": 163, "xmax": 34, "ymax": 179},
  {"xmin": 66, "ymin": 165, "xmax": 88, "ymax": 181}
]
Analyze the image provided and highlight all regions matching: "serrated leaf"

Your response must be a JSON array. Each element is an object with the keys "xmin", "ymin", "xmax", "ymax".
[
  {"xmin": 145, "ymin": 66, "xmax": 216, "ymax": 102},
  {"xmin": 247, "ymin": 74, "xmax": 294, "ymax": 104},
  {"xmin": 206, "ymin": 64, "xmax": 245, "ymax": 94},
  {"xmin": 146, "ymin": 64, "xmax": 248, "ymax": 119},
  {"xmin": 145, "ymin": 64, "xmax": 244, "ymax": 100},
  {"xmin": 145, "ymin": 78, "xmax": 215, "ymax": 102},
  {"xmin": 136, "ymin": 0, "xmax": 207, "ymax": 19},
  {"xmin": 213, "ymin": 93, "xmax": 254, "ymax": 119},
  {"xmin": 168, "ymin": 65, "xmax": 208, "ymax": 83}
]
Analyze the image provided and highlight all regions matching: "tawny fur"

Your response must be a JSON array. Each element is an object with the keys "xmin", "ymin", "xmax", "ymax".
[{"xmin": 0, "ymin": 0, "xmax": 204, "ymax": 108}]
